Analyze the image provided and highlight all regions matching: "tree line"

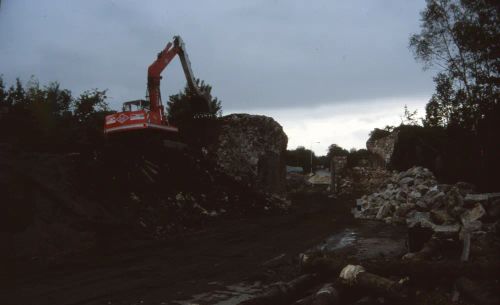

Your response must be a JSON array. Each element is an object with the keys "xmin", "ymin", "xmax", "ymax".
[
  {"xmin": 0, "ymin": 76, "xmax": 223, "ymax": 153},
  {"xmin": 286, "ymin": 144, "xmax": 374, "ymax": 174},
  {"xmin": 0, "ymin": 77, "xmax": 110, "ymax": 152}
]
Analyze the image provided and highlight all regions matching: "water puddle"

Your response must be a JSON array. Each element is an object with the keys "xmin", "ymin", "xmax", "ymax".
[
  {"xmin": 312, "ymin": 222, "xmax": 407, "ymax": 260},
  {"xmin": 315, "ymin": 228, "xmax": 358, "ymax": 252}
]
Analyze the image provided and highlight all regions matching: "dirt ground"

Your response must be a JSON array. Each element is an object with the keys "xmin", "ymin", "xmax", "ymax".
[{"xmin": 3, "ymin": 193, "xmax": 407, "ymax": 305}]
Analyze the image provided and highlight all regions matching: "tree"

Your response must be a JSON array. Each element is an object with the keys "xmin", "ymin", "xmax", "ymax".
[
  {"xmin": 73, "ymin": 89, "xmax": 111, "ymax": 149},
  {"xmin": 73, "ymin": 89, "xmax": 109, "ymax": 123},
  {"xmin": 400, "ymin": 104, "xmax": 420, "ymax": 126},
  {"xmin": 409, "ymin": 0, "xmax": 499, "ymax": 130},
  {"xmin": 326, "ymin": 144, "xmax": 349, "ymax": 161},
  {"xmin": 409, "ymin": 0, "xmax": 499, "ymax": 190},
  {"xmin": 0, "ymin": 76, "xmax": 6, "ymax": 105},
  {"xmin": 0, "ymin": 77, "xmax": 112, "ymax": 151},
  {"xmin": 285, "ymin": 146, "xmax": 315, "ymax": 173},
  {"xmin": 167, "ymin": 79, "xmax": 222, "ymax": 126},
  {"xmin": 7, "ymin": 78, "xmax": 26, "ymax": 108},
  {"xmin": 347, "ymin": 148, "xmax": 372, "ymax": 168}
]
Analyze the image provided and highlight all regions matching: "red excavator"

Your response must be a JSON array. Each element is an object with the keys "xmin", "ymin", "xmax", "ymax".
[{"xmin": 104, "ymin": 36, "xmax": 210, "ymax": 138}]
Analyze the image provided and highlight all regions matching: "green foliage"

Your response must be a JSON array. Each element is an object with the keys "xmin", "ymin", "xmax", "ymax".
[
  {"xmin": 316, "ymin": 155, "xmax": 330, "ymax": 169},
  {"xmin": 285, "ymin": 146, "xmax": 314, "ymax": 173},
  {"xmin": 74, "ymin": 89, "xmax": 109, "ymax": 122},
  {"xmin": 410, "ymin": 0, "xmax": 499, "ymax": 130},
  {"xmin": 408, "ymin": 0, "xmax": 499, "ymax": 190},
  {"xmin": 166, "ymin": 79, "xmax": 222, "ymax": 126},
  {"xmin": 326, "ymin": 144, "xmax": 349, "ymax": 161},
  {"xmin": 287, "ymin": 143, "xmax": 378, "ymax": 173},
  {"xmin": 0, "ymin": 76, "xmax": 111, "ymax": 152},
  {"xmin": 346, "ymin": 148, "xmax": 372, "ymax": 168},
  {"xmin": 400, "ymin": 104, "xmax": 420, "ymax": 126},
  {"xmin": 368, "ymin": 128, "xmax": 391, "ymax": 142},
  {"xmin": 0, "ymin": 77, "xmax": 6, "ymax": 104}
]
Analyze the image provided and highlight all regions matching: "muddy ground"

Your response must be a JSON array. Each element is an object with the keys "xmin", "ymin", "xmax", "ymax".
[{"xmin": 2, "ymin": 193, "xmax": 406, "ymax": 305}]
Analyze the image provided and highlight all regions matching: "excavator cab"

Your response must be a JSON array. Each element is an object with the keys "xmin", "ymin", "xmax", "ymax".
[{"xmin": 122, "ymin": 100, "xmax": 150, "ymax": 112}]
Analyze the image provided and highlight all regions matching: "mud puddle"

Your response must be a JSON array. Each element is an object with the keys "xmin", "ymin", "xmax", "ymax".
[{"xmin": 313, "ymin": 220, "xmax": 407, "ymax": 260}]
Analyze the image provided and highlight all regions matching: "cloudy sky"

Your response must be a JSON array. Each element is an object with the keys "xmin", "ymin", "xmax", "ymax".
[{"xmin": 0, "ymin": 0, "xmax": 436, "ymax": 154}]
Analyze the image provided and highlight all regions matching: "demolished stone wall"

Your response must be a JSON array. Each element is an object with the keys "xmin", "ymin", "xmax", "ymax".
[
  {"xmin": 330, "ymin": 156, "xmax": 348, "ymax": 193},
  {"xmin": 366, "ymin": 129, "xmax": 399, "ymax": 167},
  {"xmin": 208, "ymin": 114, "xmax": 288, "ymax": 196},
  {"xmin": 337, "ymin": 167, "xmax": 393, "ymax": 195}
]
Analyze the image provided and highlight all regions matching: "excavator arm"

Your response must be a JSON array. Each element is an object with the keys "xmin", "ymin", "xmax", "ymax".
[
  {"xmin": 147, "ymin": 36, "xmax": 208, "ymax": 121},
  {"xmin": 174, "ymin": 37, "xmax": 203, "ymax": 96},
  {"xmin": 104, "ymin": 36, "xmax": 211, "ymax": 136}
]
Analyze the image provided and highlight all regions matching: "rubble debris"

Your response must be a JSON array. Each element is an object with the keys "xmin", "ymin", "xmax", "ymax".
[
  {"xmin": 465, "ymin": 193, "xmax": 489, "ymax": 203},
  {"xmin": 461, "ymin": 202, "xmax": 486, "ymax": 225},
  {"xmin": 336, "ymin": 167, "xmax": 392, "ymax": 195},
  {"xmin": 353, "ymin": 166, "xmax": 500, "ymax": 261}
]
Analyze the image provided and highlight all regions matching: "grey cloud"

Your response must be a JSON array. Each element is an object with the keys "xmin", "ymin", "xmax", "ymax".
[{"xmin": 0, "ymin": 0, "xmax": 434, "ymax": 111}]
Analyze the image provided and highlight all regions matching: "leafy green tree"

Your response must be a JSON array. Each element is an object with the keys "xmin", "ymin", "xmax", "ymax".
[
  {"xmin": 73, "ymin": 89, "xmax": 110, "ymax": 149},
  {"xmin": 0, "ymin": 77, "xmax": 111, "ymax": 151},
  {"xmin": 368, "ymin": 128, "xmax": 391, "ymax": 144},
  {"xmin": 347, "ymin": 148, "xmax": 372, "ymax": 168},
  {"xmin": 74, "ymin": 89, "xmax": 109, "ymax": 122},
  {"xmin": 6, "ymin": 78, "xmax": 26, "ymax": 108},
  {"xmin": 400, "ymin": 105, "xmax": 420, "ymax": 126},
  {"xmin": 285, "ymin": 146, "xmax": 315, "ymax": 173},
  {"xmin": 408, "ymin": 0, "xmax": 499, "ymax": 190},
  {"xmin": 166, "ymin": 79, "xmax": 222, "ymax": 126},
  {"xmin": 326, "ymin": 144, "xmax": 349, "ymax": 161},
  {"xmin": 0, "ymin": 76, "xmax": 6, "ymax": 105},
  {"xmin": 409, "ymin": 0, "xmax": 499, "ymax": 129}
]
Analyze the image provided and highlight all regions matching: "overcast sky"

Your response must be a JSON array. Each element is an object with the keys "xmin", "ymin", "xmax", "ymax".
[{"xmin": 0, "ymin": 0, "xmax": 435, "ymax": 154}]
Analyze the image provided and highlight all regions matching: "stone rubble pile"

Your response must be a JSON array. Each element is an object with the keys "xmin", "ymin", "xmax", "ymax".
[{"xmin": 354, "ymin": 166, "xmax": 500, "ymax": 237}]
